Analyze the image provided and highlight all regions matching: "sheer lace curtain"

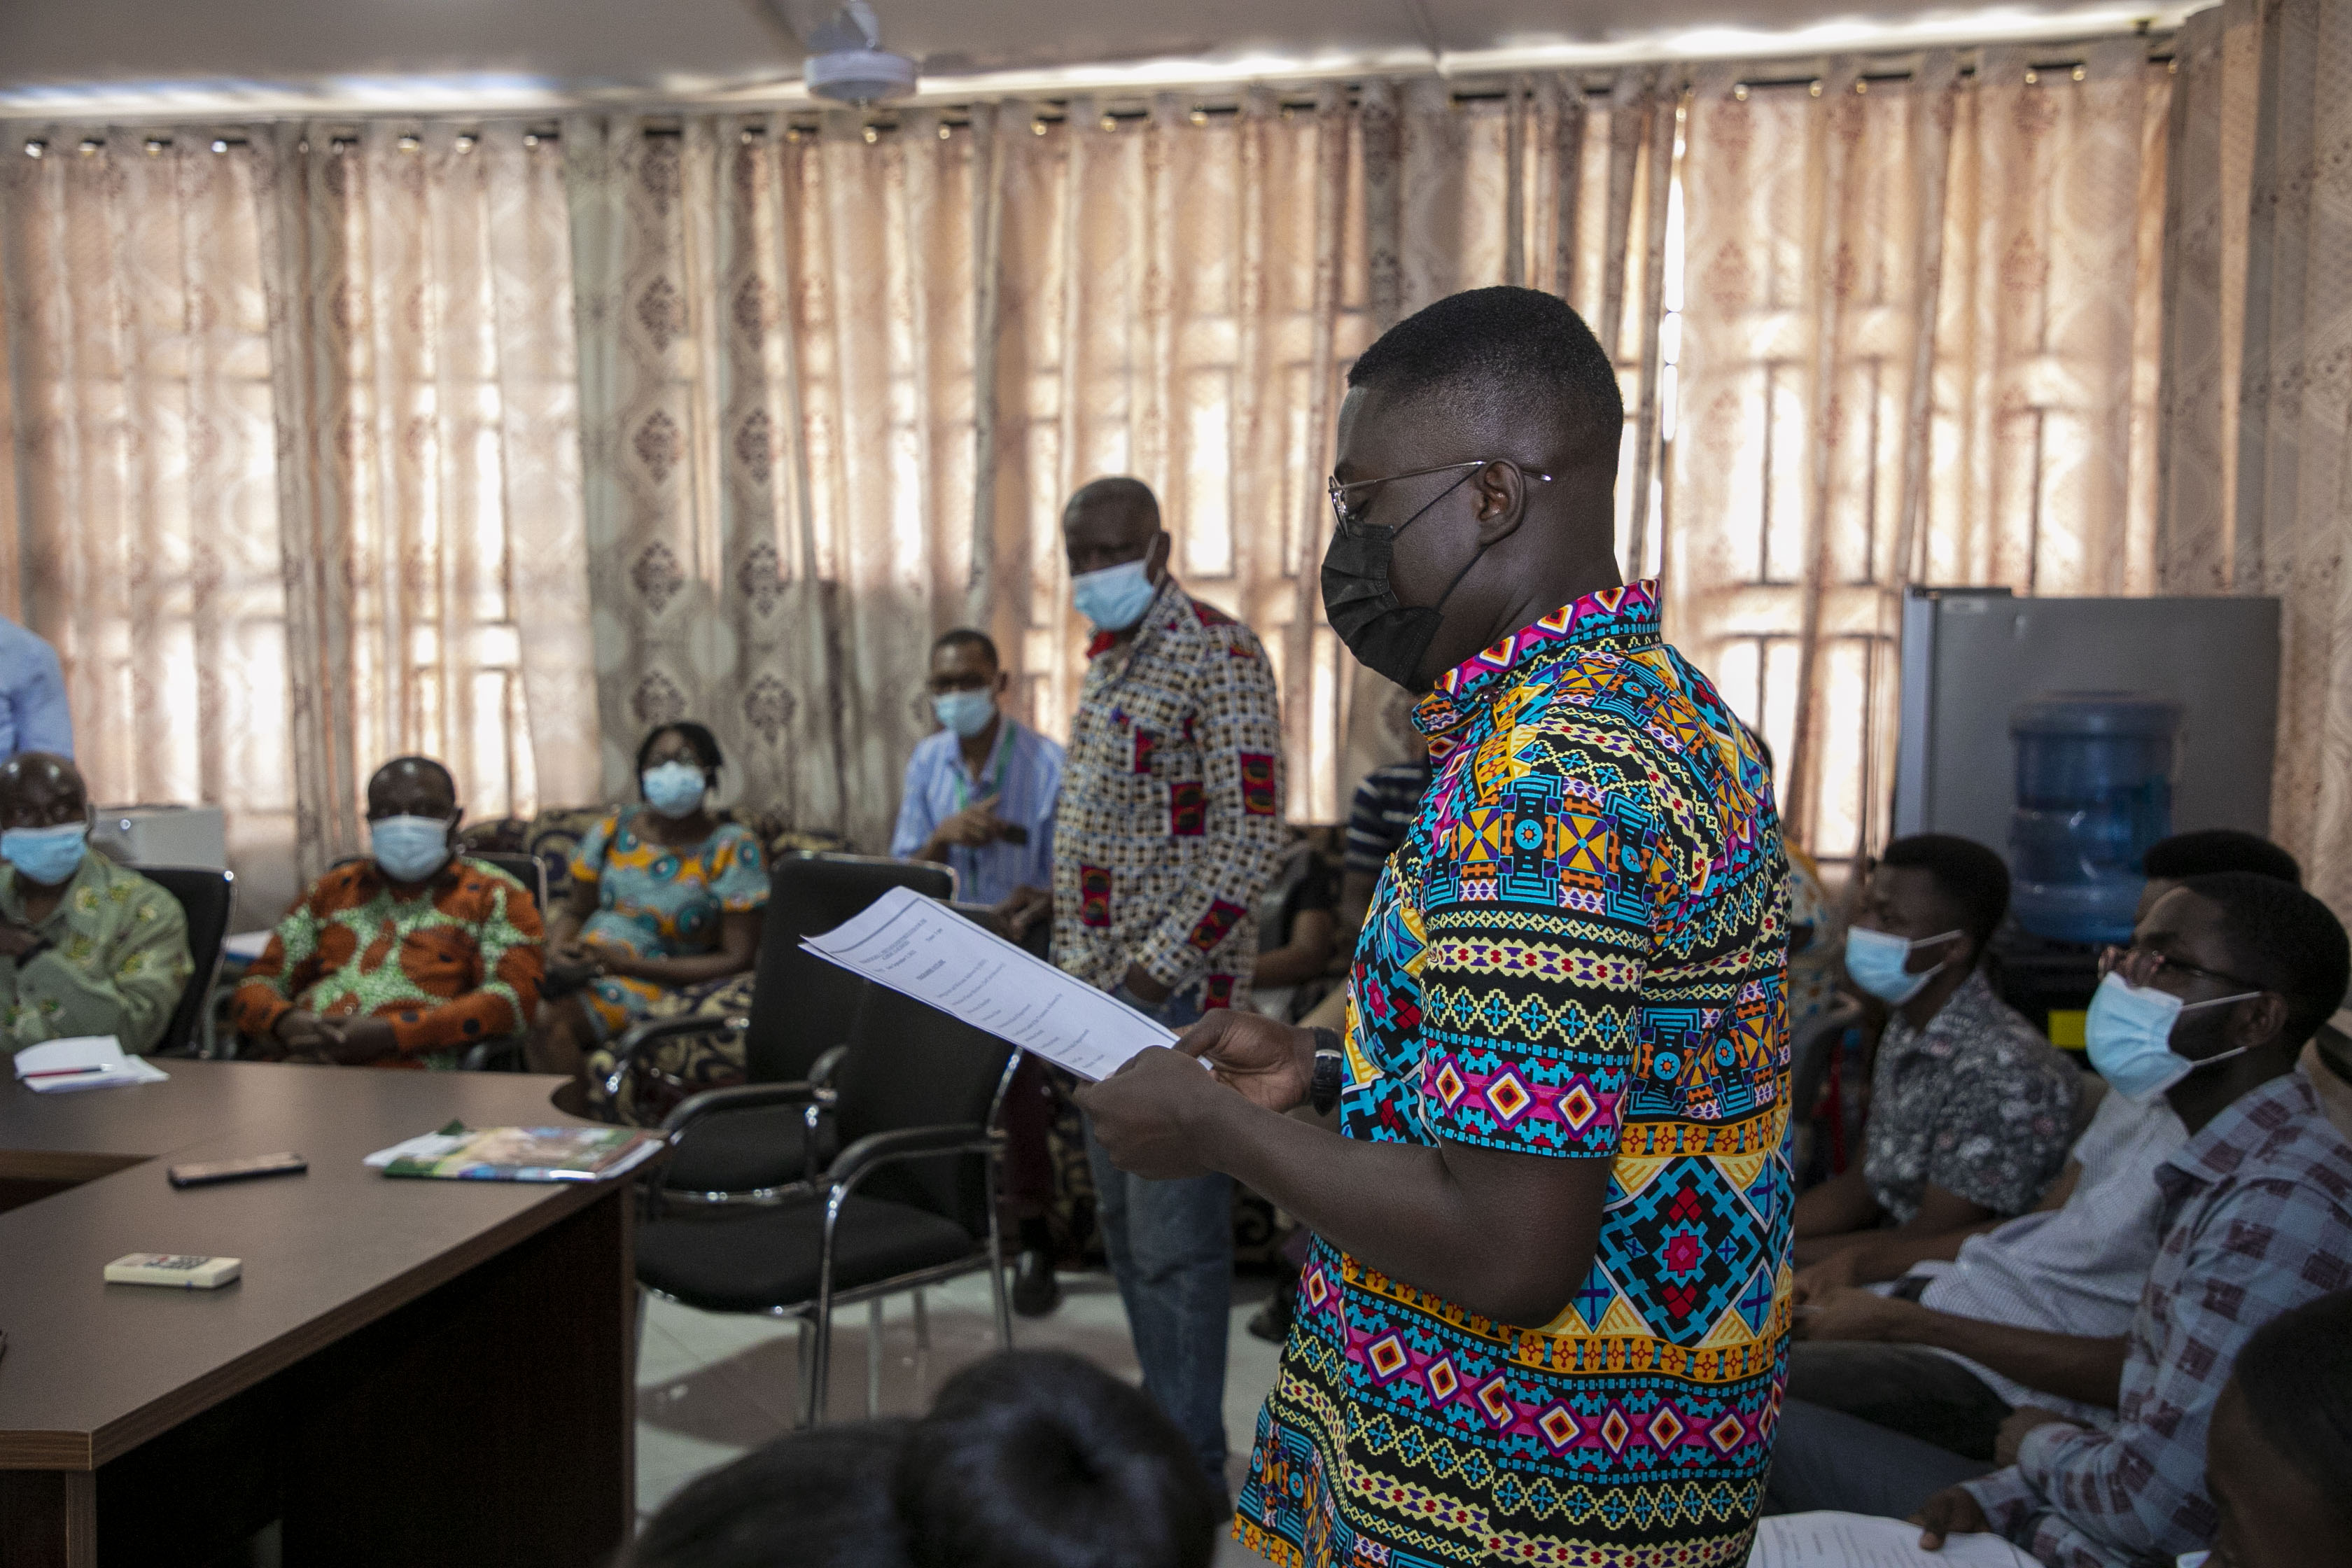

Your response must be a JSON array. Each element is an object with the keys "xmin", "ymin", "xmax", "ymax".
[
  {"xmin": 2160, "ymin": 0, "xmax": 2352, "ymax": 916},
  {"xmin": 0, "ymin": 134, "xmax": 299, "ymax": 922},
  {"xmin": 1671, "ymin": 45, "xmax": 2173, "ymax": 866}
]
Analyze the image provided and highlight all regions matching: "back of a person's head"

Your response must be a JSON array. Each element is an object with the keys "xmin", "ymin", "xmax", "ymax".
[
  {"xmin": 2175, "ymin": 872, "xmax": 2352, "ymax": 1048},
  {"xmin": 1879, "ymin": 832, "xmax": 2011, "ymax": 947},
  {"xmin": 895, "ymin": 1351, "xmax": 1220, "ymax": 1568},
  {"xmin": 2143, "ymin": 828, "xmax": 2302, "ymax": 886},
  {"xmin": 626, "ymin": 1421, "xmax": 911, "ymax": 1568},
  {"xmin": 1346, "ymin": 286, "xmax": 1625, "ymax": 473},
  {"xmin": 2230, "ymin": 1290, "xmax": 2352, "ymax": 1525}
]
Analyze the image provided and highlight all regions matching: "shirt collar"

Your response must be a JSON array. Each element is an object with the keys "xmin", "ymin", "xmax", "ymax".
[
  {"xmin": 352, "ymin": 853, "xmax": 466, "ymax": 901},
  {"xmin": 1410, "ymin": 580, "xmax": 1662, "ymax": 755},
  {"xmin": 2160, "ymin": 1070, "xmax": 2318, "ymax": 1194},
  {"xmin": 0, "ymin": 850, "xmax": 96, "ymax": 926},
  {"xmin": 1085, "ymin": 575, "xmax": 1184, "ymax": 662}
]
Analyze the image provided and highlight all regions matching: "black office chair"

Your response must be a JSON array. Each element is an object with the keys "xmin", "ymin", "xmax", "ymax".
[
  {"xmin": 635, "ymin": 982, "xmax": 1019, "ymax": 1425},
  {"xmin": 142, "ymin": 866, "xmax": 236, "ymax": 1058},
  {"xmin": 471, "ymin": 850, "xmax": 548, "ymax": 913},
  {"xmin": 1786, "ymin": 995, "xmax": 1866, "ymax": 1147},
  {"xmin": 603, "ymin": 853, "xmax": 955, "ymax": 1198}
]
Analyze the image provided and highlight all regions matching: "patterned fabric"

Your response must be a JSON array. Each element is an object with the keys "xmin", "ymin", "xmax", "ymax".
[
  {"xmin": 1051, "ymin": 578, "xmax": 1287, "ymax": 1007},
  {"xmin": 0, "ymin": 852, "xmax": 190, "ymax": 1056},
  {"xmin": 229, "ymin": 857, "xmax": 545, "ymax": 1069},
  {"xmin": 1238, "ymin": 581, "xmax": 1795, "ymax": 1568},
  {"xmin": 584, "ymin": 968, "xmax": 759, "ymax": 1125},
  {"xmin": 1912, "ymin": 1092, "xmax": 2188, "ymax": 1426},
  {"xmin": 889, "ymin": 717, "xmax": 1064, "ymax": 905},
  {"xmin": 568, "ymin": 807, "xmax": 769, "ymax": 1042},
  {"xmin": 1862, "ymin": 969, "xmax": 2080, "ymax": 1224},
  {"xmin": 1344, "ymin": 759, "xmax": 1434, "ymax": 878},
  {"xmin": 1963, "ymin": 1070, "xmax": 2352, "ymax": 1568}
]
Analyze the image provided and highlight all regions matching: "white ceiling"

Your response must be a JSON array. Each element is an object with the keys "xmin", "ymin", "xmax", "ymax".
[{"xmin": 0, "ymin": 0, "xmax": 2197, "ymax": 118}]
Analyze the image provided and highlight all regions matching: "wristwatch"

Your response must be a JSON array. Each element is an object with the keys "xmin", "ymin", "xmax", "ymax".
[{"xmin": 1308, "ymin": 1026, "xmax": 1345, "ymax": 1116}]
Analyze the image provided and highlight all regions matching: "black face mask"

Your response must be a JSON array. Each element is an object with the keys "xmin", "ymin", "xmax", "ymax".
[{"xmin": 1320, "ymin": 470, "xmax": 1488, "ymax": 690}]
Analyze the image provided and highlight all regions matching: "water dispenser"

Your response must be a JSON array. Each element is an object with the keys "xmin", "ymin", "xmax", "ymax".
[{"xmin": 2008, "ymin": 692, "xmax": 2182, "ymax": 946}]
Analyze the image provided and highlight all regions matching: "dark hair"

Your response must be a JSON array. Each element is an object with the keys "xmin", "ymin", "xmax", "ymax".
[
  {"xmin": 2144, "ymin": 829, "xmax": 2302, "ymax": 887},
  {"xmin": 933, "ymin": 628, "xmax": 1000, "ymax": 668},
  {"xmin": 1347, "ymin": 286, "xmax": 1625, "ymax": 472},
  {"xmin": 2230, "ymin": 1289, "xmax": 2352, "ymax": 1522},
  {"xmin": 894, "ymin": 1351, "xmax": 1220, "ymax": 1568},
  {"xmin": 2176, "ymin": 872, "xmax": 2351, "ymax": 1046},
  {"xmin": 638, "ymin": 722, "xmax": 725, "ymax": 780},
  {"xmin": 1879, "ymin": 833, "xmax": 2011, "ymax": 948},
  {"xmin": 369, "ymin": 755, "xmax": 457, "ymax": 799},
  {"xmin": 1065, "ymin": 475, "xmax": 1161, "ymax": 533},
  {"xmin": 624, "ymin": 1420, "xmax": 911, "ymax": 1568}
]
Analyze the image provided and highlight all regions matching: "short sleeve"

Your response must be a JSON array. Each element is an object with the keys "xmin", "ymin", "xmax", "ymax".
[
  {"xmin": 568, "ymin": 811, "xmax": 622, "ymax": 888},
  {"xmin": 709, "ymin": 825, "xmax": 771, "ymax": 911},
  {"xmin": 1414, "ymin": 740, "xmax": 1660, "ymax": 1158}
]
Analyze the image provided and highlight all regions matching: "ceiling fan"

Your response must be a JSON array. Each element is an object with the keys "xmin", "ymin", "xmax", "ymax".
[{"xmin": 754, "ymin": 0, "xmax": 920, "ymax": 103}]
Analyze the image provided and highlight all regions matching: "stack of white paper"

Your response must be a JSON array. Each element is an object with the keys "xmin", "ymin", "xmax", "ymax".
[
  {"xmin": 800, "ymin": 886, "xmax": 1179, "ymax": 1082},
  {"xmin": 1747, "ymin": 1513, "xmax": 2039, "ymax": 1567},
  {"xmin": 12, "ymin": 1035, "xmax": 170, "ymax": 1094}
]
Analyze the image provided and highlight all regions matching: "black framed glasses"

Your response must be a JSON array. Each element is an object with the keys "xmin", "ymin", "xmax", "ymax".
[
  {"xmin": 2097, "ymin": 943, "xmax": 2268, "ymax": 993},
  {"xmin": 1326, "ymin": 459, "xmax": 1553, "ymax": 537}
]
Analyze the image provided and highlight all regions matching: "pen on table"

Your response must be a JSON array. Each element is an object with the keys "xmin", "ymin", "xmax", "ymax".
[{"xmin": 21, "ymin": 1065, "xmax": 111, "ymax": 1079}]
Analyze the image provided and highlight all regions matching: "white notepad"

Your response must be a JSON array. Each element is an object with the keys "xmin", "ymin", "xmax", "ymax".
[
  {"xmin": 13, "ymin": 1035, "xmax": 169, "ymax": 1093},
  {"xmin": 801, "ymin": 886, "xmax": 1180, "ymax": 1082}
]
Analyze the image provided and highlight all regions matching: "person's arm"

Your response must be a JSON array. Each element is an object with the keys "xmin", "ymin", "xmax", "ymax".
[
  {"xmin": 227, "ymin": 895, "xmax": 326, "ymax": 1043},
  {"xmin": 597, "ymin": 908, "xmax": 760, "ymax": 986},
  {"xmin": 545, "ymin": 879, "xmax": 594, "ymax": 952},
  {"xmin": 377, "ymin": 878, "xmax": 548, "ymax": 1056},
  {"xmin": 1791, "ymin": 1163, "xmax": 1883, "ymax": 1251},
  {"xmin": 13, "ymin": 638, "xmax": 72, "ymax": 757},
  {"xmin": 1795, "ymin": 1182, "xmax": 2001, "ymax": 1283},
  {"xmin": 890, "ymin": 752, "xmax": 938, "ymax": 862},
  {"xmin": 1800, "ymin": 1287, "xmax": 2130, "ymax": 1409},
  {"xmin": 1126, "ymin": 631, "xmax": 1286, "ymax": 1001},
  {"xmin": 1251, "ymin": 907, "xmax": 1335, "ymax": 988}
]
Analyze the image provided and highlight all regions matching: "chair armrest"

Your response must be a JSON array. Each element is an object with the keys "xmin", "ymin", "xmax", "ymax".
[
  {"xmin": 601, "ymin": 1012, "xmax": 750, "ymax": 1100},
  {"xmin": 827, "ymin": 1124, "xmax": 1002, "ymax": 1193},
  {"xmin": 660, "ymin": 1079, "xmax": 822, "ymax": 1138},
  {"xmin": 807, "ymin": 1043, "xmax": 850, "ymax": 1096}
]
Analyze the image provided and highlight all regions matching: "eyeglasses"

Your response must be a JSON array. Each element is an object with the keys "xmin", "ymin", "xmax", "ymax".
[
  {"xmin": 1326, "ymin": 459, "xmax": 1554, "ymax": 537},
  {"xmin": 2097, "ymin": 943, "xmax": 2269, "ymax": 994}
]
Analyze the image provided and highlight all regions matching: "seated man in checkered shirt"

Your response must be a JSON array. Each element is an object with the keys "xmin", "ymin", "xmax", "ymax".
[{"xmin": 1765, "ymin": 872, "xmax": 2352, "ymax": 1568}]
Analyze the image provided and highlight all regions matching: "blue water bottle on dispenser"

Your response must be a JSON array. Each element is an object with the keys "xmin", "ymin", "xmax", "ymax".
[{"xmin": 2008, "ymin": 693, "xmax": 2183, "ymax": 946}]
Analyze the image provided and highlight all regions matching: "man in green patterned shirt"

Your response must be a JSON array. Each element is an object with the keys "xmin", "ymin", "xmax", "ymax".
[{"xmin": 0, "ymin": 752, "xmax": 193, "ymax": 1056}]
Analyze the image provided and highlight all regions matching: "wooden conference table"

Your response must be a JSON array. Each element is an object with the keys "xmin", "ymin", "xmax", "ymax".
[{"xmin": 0, "ymin": 1062, "xmax": 633, "ymax": 1568}]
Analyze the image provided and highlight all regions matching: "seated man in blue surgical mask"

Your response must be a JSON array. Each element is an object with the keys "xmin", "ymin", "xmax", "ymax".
[
  {"xmin": 1790, "ymin": 834, "xmax": 2080, "ymax": 1294},
  {"xmin": 891, "ymin": 628, "xmax": 1062, "ymax": 909},
  {"xmin": 0, "ymin": 751, "xmax": 191, "ymax": 1057}
]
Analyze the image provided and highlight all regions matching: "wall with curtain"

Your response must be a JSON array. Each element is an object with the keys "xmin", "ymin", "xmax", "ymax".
[{"xmin": 3, "ymin": 27, "xmax": 2253, "ymax": 921}]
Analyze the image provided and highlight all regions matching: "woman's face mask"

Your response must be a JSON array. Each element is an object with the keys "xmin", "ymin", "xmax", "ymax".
[{"xmin": 641, "ymin": 760, "xmax": 710, "ymax": 820}]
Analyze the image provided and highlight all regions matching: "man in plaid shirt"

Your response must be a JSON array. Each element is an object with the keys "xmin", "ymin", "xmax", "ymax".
[{"xmin": 1904, "ymin": 872, "xmax": 2352, "ymax": 1567}]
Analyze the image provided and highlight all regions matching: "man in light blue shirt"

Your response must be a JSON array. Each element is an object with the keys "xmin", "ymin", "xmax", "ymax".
[
  {"xmin": 890, "ymin": 628, "xmax": 1060, "ymax": 908},
  {"xmin": 0, "ymin": 617, "xmax": 71, "ymax": 761}
]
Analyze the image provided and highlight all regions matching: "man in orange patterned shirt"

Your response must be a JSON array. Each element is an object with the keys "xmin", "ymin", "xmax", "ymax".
[{"xmin": 230, "ymin": 757, "xmax": 544, "ymax": 1069}]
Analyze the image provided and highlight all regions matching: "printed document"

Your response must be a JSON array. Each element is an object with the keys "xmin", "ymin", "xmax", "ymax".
[
  {"xmin": 802, "ymin": 886, "xmax": 1177, "ymax": 1081},
  {"xmin": 1747, "ymin": 1513, "xmax": 2038, "ymax": 1568}
]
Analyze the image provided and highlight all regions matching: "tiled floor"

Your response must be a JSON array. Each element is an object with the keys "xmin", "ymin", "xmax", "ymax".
[{"xmin": 635, "ymin": 1267, "xmax": 1285, "ymax": 1565}]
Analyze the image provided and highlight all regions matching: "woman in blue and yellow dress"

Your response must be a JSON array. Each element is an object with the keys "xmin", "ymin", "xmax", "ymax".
[{"xmin": 526, "ymin": 722, "xmax": 768, "ymax": 1118}]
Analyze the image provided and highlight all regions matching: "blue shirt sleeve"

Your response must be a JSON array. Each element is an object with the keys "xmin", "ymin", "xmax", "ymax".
[
  {"xmin": 892, "ymin": 742, "xmax": 940, "ymax": 860},
  {"xmin": 1023, "ymin": 735, "xmax": 1064, "ymax": 892},
  {"xmin": 11, "ymin": 636, "xmax": 71, "ymax": 758}
]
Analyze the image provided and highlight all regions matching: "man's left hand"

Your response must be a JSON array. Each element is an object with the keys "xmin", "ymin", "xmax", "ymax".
[
  {"xmin": 1796, "ymin": 1284, "xmax": 1922, "ymax": 1344},
  {"xmin": 0, "ymin": 922, "xmax": 43, "ymax": 959},
  {"xmin": 1793, "ymin": 1248, "xmax": 1864, "ymax": 1303},
  {"xmin": 1994, "ymin": 1406, "xmax": 2077, "ymax": 1468},
  {"xmin": 1074, "ymin": 1047, "xmax": 1226, "ymax": 1180},
  {"xmin": 321, "ymin": 1016, "xmax": 400, "ymax": 1065},
  {"xmin": 1910, "ymin": 1485, "xmax": 1991, "ymax": 1550}
]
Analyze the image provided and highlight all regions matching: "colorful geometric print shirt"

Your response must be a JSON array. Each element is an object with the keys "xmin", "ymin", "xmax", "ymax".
[
  {"xmin": 1238, "ymin": 581, "xmax": 1795, "ymax": 1568},
  {"xmin": 1961, "ymin": 1070, "xmax": 2352, "ymax": 1568},
  {"xmin": 230, "ymin": 857, "xmax": 545, "ymax": 1069},
  {"xmin": 0, "ymin": 851, "xmax": 191, "ymax": 1056},
  {"xmin": 1051, "ymin": 578, "xmax": 1287, "ymax": 1008}
]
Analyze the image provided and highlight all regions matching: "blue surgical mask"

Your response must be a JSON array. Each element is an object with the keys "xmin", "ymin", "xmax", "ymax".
[
  {"xmin": 369, "ymin": 815, "xmax": 452, "ymax": 884},
  {"xmin": 641, "ymin": 760, "xmax": 709, "ymax": 820},
  {"xmin": 1844, "ymin": 925, "xmax": 1962, "ymax": 1006},
  {"xmin": 1071, "ymin": 559, "xmax": 1157, "ymax": 633},
  {"xmin": 933, "ymin": 690, "xmax": 997, "ymax": 739},
  {"xmin": 2084, "ymin": 971, "xmax": 2257, "ymax": 1104},
  {"xmin": 1, "ymin": 822, "xmax": 88, "ymax": 888}
]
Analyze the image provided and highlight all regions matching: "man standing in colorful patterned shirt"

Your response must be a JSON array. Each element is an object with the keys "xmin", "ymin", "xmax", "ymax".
[
  {"xmin": 232, "ymin": 756, "xmax": 544, "ymax": 1070},
  {"xmin": 1006, "ymin": 475, "xmax": 1287, "ymax": 1494},
  {"xmin": 1080, "ymin": 287, "xmax": 1793, "ymax": 1566}
]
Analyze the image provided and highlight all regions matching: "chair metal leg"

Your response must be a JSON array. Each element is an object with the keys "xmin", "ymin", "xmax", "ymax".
[
  {"xmin": 804, "ymin": 1185, "xmax": 848, "ymax": 1428},
  {"xmin": 983, "ymin": 1164, "xmax": 1014, "ymax": 1351},
  {"xmin": 633, "ymin": 1286, "xmax": 648, "ymax": 1380},
  {"xmin": 866, "ymin": 1298, "xmax": 885, "ymax": 1419},
  {"xmin": 912, "ymin": 1289, "xmax": 930, "ymax": 1404},
  {"xmin": 794, "ymin": 1316, "xmax": 814, "ymax": 1427}
]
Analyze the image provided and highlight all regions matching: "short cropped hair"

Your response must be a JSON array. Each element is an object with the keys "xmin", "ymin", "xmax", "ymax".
[
  {"xmin": 894, "ymin": 1351, "xmax": 1221, "ymax": 1568},
  {"xmin": 625, "ymin": 1420, "xmax": 911, "ymax": 1568},
  {"xmin": 638, "ymin": 721, "xmax": 725, "ymax": 779},
  {"xmin": 371, "ymin": 755, "xmax": 456, "ymax": 798},
  {"xmin": 2177, "ymin": 871, "xmax": 2351, "ymax": 1045},
  {"xmin": 2144, "ymin": 829, "xmax": 2302, "ymax": 887},
  {"xmin": 2230, "ymin": 1289, "xmax": 2352, "ymax": 1525},
  {"xmin": 1347, "ymin": 286, "xmax": 1625, "ymax": 472},
  {"xmin": 1879, "ymin": 833, "xmax": 2011, "ymax": 948},
  {"xmin": 933, "ymin": 628, "xmax": 1000, "ymax": 668}
]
